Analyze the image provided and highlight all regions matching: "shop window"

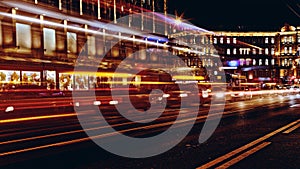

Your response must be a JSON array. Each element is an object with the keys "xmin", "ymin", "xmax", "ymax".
[
  {"xmin": 0, "ymin": 70, "xmax": 20, "ymax": 85},
  {"xmin": 59, "ymin": 73, "xmax": 73, "ymax": 90},
  {"xmin": 22, "ymin": 71, "xmax": 41, "ymax": 85},
  {"xmin": 45, "ymin": 70, "xmax": 56, "ymax": 89}
]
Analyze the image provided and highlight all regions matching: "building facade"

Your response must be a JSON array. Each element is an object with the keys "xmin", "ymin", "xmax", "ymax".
[
  {"xmin": 211, "ymin": 24, "xmax": 300, "ymax": 85},
  {"xmin": 0, "ymin": 0, "xmax": 299, "ymax": 91}
]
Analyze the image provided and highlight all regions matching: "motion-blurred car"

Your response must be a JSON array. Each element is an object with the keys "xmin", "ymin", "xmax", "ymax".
[
  {"xmin": 289, "ymin": 85, "xmax": 300, "ymax": 94},
  {"xmin": 227, "ymin": 86, "xmax": 252, "ymax": 102}
]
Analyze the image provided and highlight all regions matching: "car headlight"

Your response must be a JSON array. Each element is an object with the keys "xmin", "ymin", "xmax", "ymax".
[
  {"xmin": 93, "ymin": 101, "xmax": 101, "ymax": 106},
  {"xmin": 163, "ymin": 94, "xmax": 170, "ymax": 98},
  {"xmin": 179, "ymin": 93, "xmax": 188, "ymax": 98},
  {"xmin": 216, "ymin": 93, "xmax": 224, "ymax": 98},
  {"xmin": 5, "ymin": 106, "xmax": 14, "ymax": 113},
  {"xmin": 202, "ymin": 91, "xmax": 209, "ymax": 98},
  {"xmin": 109, "ymin": 101, "xmax": 119, "ymax": 105}
]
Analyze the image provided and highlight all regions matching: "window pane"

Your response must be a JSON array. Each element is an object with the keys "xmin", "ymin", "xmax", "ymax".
[
  {"xmin": 16, "ymin": 23, "xmax": 31, "ymax": 49},
  {"xmin": 67, "ymin": 32, "xmax": 77, "ymax": 54},
  {"xmin": 43, "ymin": 28, "xmax": 56, "ymax": 55}
]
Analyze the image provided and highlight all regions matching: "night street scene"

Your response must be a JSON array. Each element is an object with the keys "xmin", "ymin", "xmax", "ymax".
[{"xmin": 1, "ymin": 0, "xmax": 300, "ymax": 168}]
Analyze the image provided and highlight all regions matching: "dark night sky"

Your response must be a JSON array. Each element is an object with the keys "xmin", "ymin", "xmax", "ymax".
[{"xmin": 167, "ymin": 0, "xmax": 300, "ymax": 31}]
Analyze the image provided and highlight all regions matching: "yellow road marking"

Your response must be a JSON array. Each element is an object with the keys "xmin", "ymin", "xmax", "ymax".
[
  {"xmin": 0, "ymin": 113, "xmax": 76, "ymax": 124},
  {"xmin": 216, "ymin": 142, "xmax": 271, "ymax": 169},
  {"xmin": 283, "ymin": 123, "xmax": 300, "ymax": 134},
  {"xmin": 197, "ymin": 119, "xmax": 300, "ymax": 169}
]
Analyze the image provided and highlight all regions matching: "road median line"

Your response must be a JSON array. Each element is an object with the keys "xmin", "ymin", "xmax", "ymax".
[
  {"xmin": 197, "ymin": 119, "xmax": 300, "ymax": 169},
  {"xmin": 215, "ymin": 142, "xmax": 271, "ymax": 169}
]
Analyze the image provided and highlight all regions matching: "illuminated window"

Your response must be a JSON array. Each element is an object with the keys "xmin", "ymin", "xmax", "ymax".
[
  {"xmin": 271, "ymin": 48, "xmax": 275, "ymax": 55},
  {"xmin": 233, "ymin": 48, "xmax": 237, "ymax": 55},
  {"xmin": 265, "ymin": 59, "xmax": 269, "ymax": 65},
  {"xmin": 213, "ymin": 37, "xmax": 217, "ymax": 44},
  {"xmin": 259, "ymin": 49, "xmax": 262, "ymax": 55},
  {"xmin": 87, "ymin": 36, "xmax": 96, "ymax": 56},
  {"xmin": 59, "ymin": 73, "xmax": 74, "ymax": 90},
  {"xmin": 0, "ymin": 70, "xmax": 20, "ymax": 83},
  {"xmin": 227, "ymin": 37, "xmax": 230, "ymax": 44},
  {"xmin": 289, "ymin": 36, "xmax": 293, "ymax": 43},
  {"xmin": 233, "ymin": 38, "xmax": 237, "ymax": 44},
  {"xmin": 284, "ymin": 36, "xmax": 287, "ymax": 43},
  {"xmin": 220, "ymin": 37, "xmax": 223, "ymax": 44},
  {"xmin": 16, "ymin": 23, "xmax": 31, "ymax": 49},
  {"xmin": 298, "ymin": 36, "xmax": 300, "ymax": 43},
  {"xmin": 271, "ymin": 37, "xmax": 275, "ymax": 44},
  {"xmin": 22, "ymin": 71, "xmax": 41, "ymax": 85},
  {"xmin": 289, "ymin": 47, "xmax": 292, "ymax": 54},
  {"xmin": 246, "ymin": 58, "xmax": 251, "ymax": 66},
  {"xmin": 253, "ymin": 59, "xmax": 256, "ymax": 65},
  {"xmin": 285, "ymin": 59, "xmax": 288, "ymax": 66},
  {"xmin": 271, "ymin": 59, "xmax": 275, "ymax": 65},
  {"xmin": 284, "ymin": 47, "xmax": 288, "ymax": 54},
  {"xmin": 259, "ymin": 59, "xmax": 262, "ymax": 65},
  {"xmin": 67, "ymin": 32, "xmax": 77, "ymax": 54},
  {"xmin": 252, "ymin": 48, "xmax": 256, "ymax": 55},
  {"xmin": 43, "ymin": 28, "xmax": 56, "ymax": 55},
  {"xmin": 240, "ymin": 59, "xmax": 245, "ymax": 66},
  {"xmin": 226, "ymin": 48, "xmax": 230, "ymax": 55},
  {"xmin": 265, "ymin": 48, "xmax": 269, "ymax": 55},
  {"xmin": 265, "ymin": 37, "xmax": 268, "ymax": 44},
  {"xmin": 45, "ymin": 70, "xmax": 56, "ymax": 89}
]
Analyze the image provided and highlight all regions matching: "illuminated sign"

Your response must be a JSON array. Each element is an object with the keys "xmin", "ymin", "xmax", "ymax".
[{"xmin": 228, "ymin": 60, "xmax": 239, "ymax": 67}]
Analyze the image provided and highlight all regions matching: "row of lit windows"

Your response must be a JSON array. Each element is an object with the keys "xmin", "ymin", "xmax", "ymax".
[
  {"xmin": 282, "ymin": 47, "xmax": 295, "ymax": 54},
  {"xmin": 15, "ymin": 23, "xmax": 80, "ymax": 55},
  {"xmin": 229, "ymin": 58, "xmax": 276, "ymax": 67},
  {"xmin": 213, "ymin": 37, "xmax": 275, "ymax": 45},
  {"xmin": 28, "ymin": 0, "xmax": 156, "ymax": 20},
  {"xmin": 280, "ymin": 35, "xmax": 300, "ymax": 44},
  {"xmin": 264, "ymin": 37, "xmax": 275, "ymax": 44},
  {"xmin": 213, "ymin": 37, "xmax": 237, "ymax": 44},
  {"xmin": 226, "ymin": 48, "xmax": 276, "ymax": 55}
]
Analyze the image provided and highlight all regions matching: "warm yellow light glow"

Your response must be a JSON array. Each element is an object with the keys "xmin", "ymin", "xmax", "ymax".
[
  {"xmin": 173, "ymin": 75, "xmax": 205, "ymax": 81},
  {"xmin": 175, "ymin": 18, "xmax": 182, "ymax": 25}
]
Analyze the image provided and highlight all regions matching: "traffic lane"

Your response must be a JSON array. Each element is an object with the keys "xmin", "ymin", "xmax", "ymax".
[
  {"xmin": 1, "ymin": 93, "xmax": 298, "ymax": 168},
  {"xmin": 195, "ymin": 98, "xmax": 300, "ymax": 168},
  {"xmin": 82, "ymin": 94, "xmax": 300, "ymax": 169},
  {"xmin": 228, "ymin": 108, "xmax": 300, "ymax": 169}
]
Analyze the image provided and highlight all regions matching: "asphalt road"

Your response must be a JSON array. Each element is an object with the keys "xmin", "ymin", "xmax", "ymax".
[{"xmin": 0, "ymin": 93, "xmax": 300, "ymax": 169}]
